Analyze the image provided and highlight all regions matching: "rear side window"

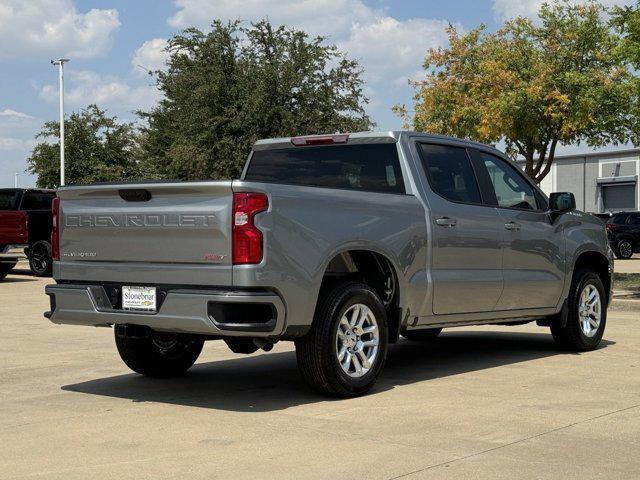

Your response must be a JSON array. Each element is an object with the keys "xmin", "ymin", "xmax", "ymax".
[
  {"xmin": 628, "ymin": 214, "xmax": 640, "ymax": 224},
  {"xmin": 20, "ymin": 192, "xmax": 54, "ymax": 210},
  {"xmin": 245, "ymin": 143, "xmax": 405, "ymax": 194},
  {"xmin": 0, "ymin": 190, "xmax": 20, "ymax": 210},
  {"xmin": 417, "ymin": 143, "xmax": 481, "ymax": 204}
]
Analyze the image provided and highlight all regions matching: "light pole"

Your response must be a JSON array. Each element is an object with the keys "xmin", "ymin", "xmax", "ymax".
[
  {"xmin": 51, "ymin": 58, "xmax": 69, "ymax": 186},
  {"xmin": 14, "ymin": 173, "xmax": 19, "ymax": 188}
]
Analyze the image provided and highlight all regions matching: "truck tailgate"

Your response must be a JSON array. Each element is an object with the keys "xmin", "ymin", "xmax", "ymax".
[
  {"xmin": 0, "ymin": 211, "xmax": 28, "ymax": 246},
  {"xmin": 56, "ymin": 182, "xmax": 233, "ymax": 285}
]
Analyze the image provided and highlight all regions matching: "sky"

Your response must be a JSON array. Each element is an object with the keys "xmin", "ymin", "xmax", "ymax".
[{"xmin": 0, "ymin": 0, "xmax": 635, "ymax": 188}]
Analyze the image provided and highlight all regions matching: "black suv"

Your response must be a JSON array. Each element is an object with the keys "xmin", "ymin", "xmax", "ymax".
[{"xmin": 605, "ymin": 212, "xmax": 640, "ymax": 259}]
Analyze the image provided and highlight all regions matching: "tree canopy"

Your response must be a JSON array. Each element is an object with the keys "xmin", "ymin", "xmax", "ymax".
[
  {"xmin": 612, "ymin": 1, "xmax": 640, "ymax": 145},
  {"xmin": 400, "ymin": 0, "xmax": 637, "ymax": 183},
  {"xmin": 139, "ymin": 20, "xmax": 373, "ymax": 180},
  {"xmin": 26, "ymin": 105, "xmax": 143, "ymax": 188}
]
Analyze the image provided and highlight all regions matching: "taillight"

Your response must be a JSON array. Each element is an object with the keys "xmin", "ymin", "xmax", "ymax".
[
  {"xmin": 232, "ymin": 193, "xmax": 268, "ymax": 265},
  {"xmin": 605, "ymin": 223, "xmax": 615, "ymax": 232},
  {"xmin": 52, "ymin": 196, "xmax": 60, "ymax": 261}
]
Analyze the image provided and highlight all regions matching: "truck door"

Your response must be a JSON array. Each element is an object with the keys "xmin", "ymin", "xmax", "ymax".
[
  {"xmin": 474, "ymin": 151, "xmax": 564, "ymax": 310},
  {"xmin": 416, "ymin": 142, "xmax": 504, "ymax": 315}
]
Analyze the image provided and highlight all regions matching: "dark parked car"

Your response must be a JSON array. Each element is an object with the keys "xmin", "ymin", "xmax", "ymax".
[
  {"xmin": 0, "ymin": 188, "xmax": 56, "ymax": 279},
  {"xmin": 606, "ymin": 212, "xmax": 640, "ymax": 259},
  {"xmin": 591, "ymin": 212, "xmax": 614, "ymax": 223}
]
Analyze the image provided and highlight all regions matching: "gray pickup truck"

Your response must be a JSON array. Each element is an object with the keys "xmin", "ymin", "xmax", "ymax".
[{"xmin": 45, "ymin": 131, "xmax": 613, "ymax": 397}]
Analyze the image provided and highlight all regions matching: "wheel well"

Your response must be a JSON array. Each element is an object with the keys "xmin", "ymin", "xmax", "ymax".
[
  {"xmin": 321, "ymin": 250, "xmax": 402, "ymax": 343},
  {"xmin": 573, "ymin": 251, "xmax": 611, "ymax": 302}
]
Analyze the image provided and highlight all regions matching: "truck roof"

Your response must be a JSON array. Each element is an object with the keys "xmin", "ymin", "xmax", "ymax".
[
  {"xmin": 252, "ymin": 131, "xmax": 504, "ymax": 157},
  {"xmin": 0, "ymin": 188, "xmax": 56, "ymax": 194}
]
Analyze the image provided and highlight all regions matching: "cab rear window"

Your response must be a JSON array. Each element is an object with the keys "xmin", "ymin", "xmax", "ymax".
[
  {"xmin": 0, "ymin": 190, "xmax": 21, "ymax": 210},
  {"xmin": 20, "ymin": 192, "xmax": 54, "ymax": 210},
  {"xmin": 245, "ymin": 143, "xmax": 405, "ymax": 194}
]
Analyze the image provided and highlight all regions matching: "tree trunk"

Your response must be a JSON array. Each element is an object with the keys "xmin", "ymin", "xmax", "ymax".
[{"xmin": 532, "ymin": 138, "xmax": 558, "ymax": 184}]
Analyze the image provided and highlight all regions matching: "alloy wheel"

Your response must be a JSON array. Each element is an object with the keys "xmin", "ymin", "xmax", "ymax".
[
  {"xmin": 335, "ymin": 303, "xmax": 380, "ymax": 378},
  {"xmin": 619, "ymin": 241, "xmax": 633, "ymax": 259},
  {"xmin": 578, "ymin": 284, "xmax": 601, "ymax": 338}
]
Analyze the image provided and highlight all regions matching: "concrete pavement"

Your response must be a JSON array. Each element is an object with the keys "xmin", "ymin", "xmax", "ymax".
[
  {"xmin": 1, "ymin": 272, "xmax": 639, "ymax": 480},
  {"xmin": 614, "ymin": 254, "xmax": 640, "ymax": 274}
]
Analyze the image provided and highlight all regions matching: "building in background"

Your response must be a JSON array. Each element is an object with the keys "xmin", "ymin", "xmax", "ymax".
[{"xmin": 525, "ymin": 149, "xmax": 639, "ymax": 213}]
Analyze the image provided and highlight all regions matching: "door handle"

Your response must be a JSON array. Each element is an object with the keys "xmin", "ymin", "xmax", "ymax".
[
  {"xmin": 435, "ymin": 217, "xmax": 457, "ymax": 227},
  {"xmin": 504, "ymin": 221, "xmax": 521, "ymax": 231}
]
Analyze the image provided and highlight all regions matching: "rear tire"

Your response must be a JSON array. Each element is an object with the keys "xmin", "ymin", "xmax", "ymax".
[
  {"xmin": 614, "ymin": 239, "xmax": 634, "ymax": 260},
  {"xmin": 28, "ymin": 240, "xmax": 53, "ymax": 277},
  {"xmin": 115, "ymin": 329, "xmax": 204, "ymax": 377},
  {"xmin": 295, "ymin": 281, "xmax": 388, "ymax": 397},
  {"xmin": 402, "ymin": 328, "xmax": 442, "ymax": 342},
  {"xmin": 551, "ymin": 269, "xmax": 606, "ymax": 352},
  {"xmin": 0, "ymin": 262, "xmax": 17, "ymax": 280}
]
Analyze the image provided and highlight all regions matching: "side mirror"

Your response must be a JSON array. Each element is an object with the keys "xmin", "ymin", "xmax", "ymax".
[{"xmin": 549, "ymin": 192, "xmax": 576, "ymax": 221}]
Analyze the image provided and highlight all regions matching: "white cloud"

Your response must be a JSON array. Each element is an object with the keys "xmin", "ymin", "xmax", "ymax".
[
  {"xmin": 0, "ymin": 137, "xmax": 35, "ymax": 151},
  {"xmin": 39, "ymin": 70, "xmax": 162, "ymax": 112},
  {"xmin": 493, "ymin": 0, "xmax": 634, "ymax": 20},
  {"xmin": 167, "ymin": 0, "xmax": 452, "ymax": 129},
  {"xmin": 340, "ymin": 17, "xmax": 450, "ymax": 84},
  {"xmin": 168, "ymin": 0, "xmax": 377, "ymax": 40},
  {"xmin": 0, "ymin": 108, "xmax": 40, "ymax": 143},
  {"xmin": 0, "ymin": 109, "xmax": 34, "ymax": 119},
  {"xmin": 132, "ymin": 38, "xmax": 170, "ymax": 76},
  {"xmin": 0, "ymin": 0, "xmax": 120, "ymax": 59}
]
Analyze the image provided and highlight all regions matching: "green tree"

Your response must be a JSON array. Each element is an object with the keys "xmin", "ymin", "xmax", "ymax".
[
  {"xmin": 399, "ymin": 1, "xmax": 636, "ymax": 183},
  {"xmin": 140, "ymin": 20, "xmax": 373, "ymax": 181},
  {"xmin": 27, "ymin": 105, "xmax": 144, "ymax": 188},
  {"xmin": 612, "ymin": 1, "xmax": 640, "ymax": 145}
]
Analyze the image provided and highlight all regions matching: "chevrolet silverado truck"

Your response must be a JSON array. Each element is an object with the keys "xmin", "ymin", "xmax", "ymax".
[
  {"xmin": 1, "ymin": 188, "xmax": 56, "ymax": 279},
  {"xmin": 45, "ymin": 132, "xmax": 613, "ymax": 397}
]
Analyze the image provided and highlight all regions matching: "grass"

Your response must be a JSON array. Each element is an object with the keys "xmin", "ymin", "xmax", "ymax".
[{"xmin": 614, "ymin": 273, "xmax": 640, "ymax": 292}]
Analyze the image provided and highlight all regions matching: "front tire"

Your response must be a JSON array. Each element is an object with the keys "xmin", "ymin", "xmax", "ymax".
[
  {"xmin": 615, "ymin": 239, "xmax": 634, "ymax": 259},
  {"xmin": 551, "ymin": 269, "xmax": 606, "ymax": 351},
  {"xmin": 115, "ymin": 329, "xmax": 204, "ymax": 377},
  {"xmin": 28, "ymin": 240, "xmax": 53, "ymax": 277},
  {"xmin": 295, "ymin": 281, "xmax": 388, "ymax": 397}
]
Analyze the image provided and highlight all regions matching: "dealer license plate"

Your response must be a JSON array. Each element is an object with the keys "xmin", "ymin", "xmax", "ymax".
[{"xmin": 122, "ymin": 286, "xmax": 157, "ymax": 312}]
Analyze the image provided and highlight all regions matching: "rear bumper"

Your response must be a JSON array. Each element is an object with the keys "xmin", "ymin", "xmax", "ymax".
[
  {"xmin": 0, "ymin": 245, "xmax": 27, "ymax": 263},
  {"xmin": 44, "ymin": 284, "xmax": 286, "ymax": 338}
]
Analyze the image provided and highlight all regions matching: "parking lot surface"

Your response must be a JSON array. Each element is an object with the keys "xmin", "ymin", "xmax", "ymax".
[
  {"xmin": 615, "ymin": 254, "xmax": 640, "ymax": 274},
  {"xmin": 1, "ymin": 270, "xmax": 639, "ymax": 480}
]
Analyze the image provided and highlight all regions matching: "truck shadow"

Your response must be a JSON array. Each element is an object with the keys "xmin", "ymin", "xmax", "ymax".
[
  {"xmin": 1, "ymin": 275, "xmax": 38, "ymax": 283},
  {"xmin": 2, "ymin": 267, "xmax": 39, "ymax": 282},
  {"xmin": 62, "ymin": 331, "xmax": 614, "ymax": 412}
]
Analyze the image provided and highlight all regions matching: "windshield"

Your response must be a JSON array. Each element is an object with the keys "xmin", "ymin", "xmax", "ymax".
[{"xmin": 0, "ymin": 189, "xmax": 21, "ymax": 210}]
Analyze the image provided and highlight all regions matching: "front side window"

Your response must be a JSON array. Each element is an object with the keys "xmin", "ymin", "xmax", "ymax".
[
  {"xmin": 481, "ymin": 153, "xmax": 538, "ymax": 210},
  {"xmin": 417, "ymin": 143, "xmax": 482, "ymax": 204},
  {"xmin": 245, "ymin": 143, "xmax": 405, "ymax": 194}
]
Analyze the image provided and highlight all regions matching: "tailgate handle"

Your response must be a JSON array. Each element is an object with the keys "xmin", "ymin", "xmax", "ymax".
[{"xmin": 119, "ymin": 189, "xmax": 152, "ymax": 202}]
